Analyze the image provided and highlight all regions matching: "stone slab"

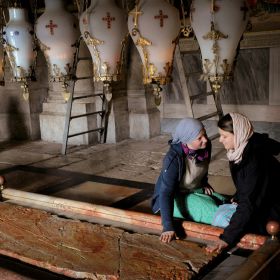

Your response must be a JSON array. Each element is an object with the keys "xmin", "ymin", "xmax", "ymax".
[
  {"xmin": 30, "ymin": 156, "xmax": 83, "ymax": 169},
  {"xmin": 1, "ymin": 190, "xmax": 266, "ymax": 251},
  {"xmin": 0, "ymin": 203, "xmax": 122, "ymax": 279},
  {"xmin": 3, "ymin": 170, "xmax": 62, "ymax": 192},
  {"xmin": 0, "ymin": 149, "xmax": 54, "ymax": 166},
  {"xmin": 120, "ymin": 232, "xmax": 213, "ymax": 280},
  {"xmin": 51, "ymin": 181, "xmax": 141, "ymax": 206},
  {"xmin": 0, "ymin": 203, "xmax": 216, "ymax": 279},
  {"xmin": 202, "ymin": 255, "xmax": 246, "ymax": 280}
]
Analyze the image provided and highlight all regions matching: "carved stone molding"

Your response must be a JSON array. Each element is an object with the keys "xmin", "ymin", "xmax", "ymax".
[
  {"xmin": 179, "ymin": 30, "xmax": 280, "ymax": 52},
  {"xmin": 241, "ymin": 30, "xmax": 280, "ymax": 49}
]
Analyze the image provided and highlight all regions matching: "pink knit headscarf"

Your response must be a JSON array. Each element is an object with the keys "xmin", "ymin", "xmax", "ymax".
[{"xmin": 227, "ymin": 113, "xmax": 254, "ymax": 163}]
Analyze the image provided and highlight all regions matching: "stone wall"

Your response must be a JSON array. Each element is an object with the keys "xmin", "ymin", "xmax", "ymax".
[
  {"xmin": 162, "ymin": 30, "xmax": 280, "ymax": 124},
  {"xmin": 0, "ymin": 51, "xmax": 48, "ymax": 141},
  {"xmin": 164, "ymin": 48, "xmax": 270, "ymax": 105}
]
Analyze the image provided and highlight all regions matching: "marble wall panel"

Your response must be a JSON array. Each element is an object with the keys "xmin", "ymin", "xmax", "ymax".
[
  {"xmin": 220, "ymin": 48, "xmax": 269, "ymax": 104},
  {"xmin": 165, "ymin": 48, "xmax": 269, "ymax": 105},
  {"xmin": 164, "ymin": 53, "xmax": 206, "ymax": 103}
]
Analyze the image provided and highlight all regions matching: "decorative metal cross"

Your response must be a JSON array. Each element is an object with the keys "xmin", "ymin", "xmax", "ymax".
[
  {"xmin": 129, "ymin": 4, "xmax": 143, "ymax": 28},
  {"xmin": 240, "ymin": 2, "xmax": 249, "ymax": 20},
  {"xmin": 45, "ymin": 20, "xmax": 58, "ymax": 35},
  {"xmin": 102, "ymin": 12, "xmax": 115, "ymax": 29},
  {"xmin": 154, "ymin": 10, "xmax": 168, "ymax": 27}
]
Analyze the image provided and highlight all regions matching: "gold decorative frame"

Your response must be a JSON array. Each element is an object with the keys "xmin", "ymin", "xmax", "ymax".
[{"xmin": 201, "ymin": 21, "xmax": 232, "ymax": 93}]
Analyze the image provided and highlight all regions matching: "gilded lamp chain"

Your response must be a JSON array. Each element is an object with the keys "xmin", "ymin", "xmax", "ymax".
[{"xmin": 202, "ymin": 19, "xmax": 230, "ymax": 93}]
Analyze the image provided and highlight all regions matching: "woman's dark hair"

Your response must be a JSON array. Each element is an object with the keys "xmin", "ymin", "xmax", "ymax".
[{"xmin": 217, "ymin": 114, "xmax": 234, "ymax": 133}]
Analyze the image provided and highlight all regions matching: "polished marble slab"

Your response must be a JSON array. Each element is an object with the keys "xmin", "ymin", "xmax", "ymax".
[{"xmin": 51, "ymin": 181, "xmax": 141, "ymax": 206}]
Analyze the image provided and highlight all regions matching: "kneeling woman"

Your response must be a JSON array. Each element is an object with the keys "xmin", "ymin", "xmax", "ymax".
[{"xmin": 151, "ymin": 118, "xmax": 224, "ymax": 243}]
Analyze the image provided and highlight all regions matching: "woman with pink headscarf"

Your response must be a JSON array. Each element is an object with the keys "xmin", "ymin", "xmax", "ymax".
[{"xmin": 207, "ymin": 113, "xmax": 280, "ymax": 253}]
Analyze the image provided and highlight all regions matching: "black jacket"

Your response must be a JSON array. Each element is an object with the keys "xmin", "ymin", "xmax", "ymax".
[{"xmin": 220, "ymin": 133, "xmax": 280, "ymax": 245}]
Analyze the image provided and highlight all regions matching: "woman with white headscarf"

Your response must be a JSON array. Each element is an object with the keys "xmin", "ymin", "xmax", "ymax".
[
  {"xmin": 151, "ymin": 118, "xmax": 225, "ymax": 243},
  {"xmin": 207, "ymin": 113, "xmax": 280, "ymax": 253}
]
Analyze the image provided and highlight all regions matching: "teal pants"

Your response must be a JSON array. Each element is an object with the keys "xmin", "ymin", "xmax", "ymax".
[{"xmin": 173, "ymin": 189, "xmax": 227, "ymax": 225}]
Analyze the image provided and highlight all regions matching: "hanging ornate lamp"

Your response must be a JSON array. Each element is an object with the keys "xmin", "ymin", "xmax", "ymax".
[
  {"xmin": 3, "ymin": 6, "xmax": 36, "ymax": 100},
  {"xmin": 35, "ymin": 0, "xmax": 79, "ymax": 101},
  {"xmin": 79, "ymin": 0, "xmax": 127, "ymax": 100},
  {"xmin": 127, "ymin": 0, "xmax": 181, "ymax": 105},
  {"xmin": 190, "ymin": 0, "xmax": 249, "ymax": 93}
]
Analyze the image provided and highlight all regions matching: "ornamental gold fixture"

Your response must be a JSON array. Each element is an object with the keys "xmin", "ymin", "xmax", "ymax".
[
  {"xmin": 128, "ymin": 0, "xmax": 181, "ymax": 105},
  {"xmin": 191, "ymin": 0, "xmax": 249, "ymax": 93}
]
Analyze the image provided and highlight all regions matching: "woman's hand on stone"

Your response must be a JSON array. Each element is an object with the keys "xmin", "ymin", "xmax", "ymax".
[
  {"xmin": 205, "ymin": 239, "xmax": 228, "ymax": 254},
  {"xmin": 203, "ymin": 185, "xmax": 214, "ymax": 195},
  {"xmin": 160, "ymin": 231, "xmax": 177, "ymax": 243}
]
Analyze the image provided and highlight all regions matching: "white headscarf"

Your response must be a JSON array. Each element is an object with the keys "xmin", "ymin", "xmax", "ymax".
[{"xmin": 227, "ymin": 112, "xmax": 254, "ymax": 163}]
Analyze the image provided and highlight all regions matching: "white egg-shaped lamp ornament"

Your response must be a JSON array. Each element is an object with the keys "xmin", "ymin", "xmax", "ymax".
[
  {"xmin": 3, "ymin": 7, "xmax": 36, "ymax": 100},
  {"xmin": 128, "ymin": 0, "xmax": 181, "ymax": 105},
  {"xmin": 190, "ymin": 0, "xmax": 249, "ymax": 93},
  {"xmin": 35, "ymin": 0, "xmax": 79, "ymax": 101}
]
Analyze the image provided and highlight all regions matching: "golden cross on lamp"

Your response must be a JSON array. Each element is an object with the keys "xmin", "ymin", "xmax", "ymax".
[
  {"xmin": 203, "ymin": 21, "xmax": 228, "ymax": 41},
  {"xmin": 129, "ymin": 3, "xmax": 142, "ymax": 36}
]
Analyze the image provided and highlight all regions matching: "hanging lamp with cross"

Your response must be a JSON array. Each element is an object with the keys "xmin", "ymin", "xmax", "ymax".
[
  {"xmin": 3, "ymin": 4, "xmax": 36, "ymax": 101},
  {"xmin": 35, "ymin": 0, "xmax": 79, "ymax": 101},
  {"xmin": 79, "ymin": 0, "xmax": 127, "ymax": 101},
  {"xmin": 190, "ymin": 0, "xmax": 249, "ymax": 93},
  {"xmin": 128, "ymin": 0, "xmax": 181, "ymax": 105}
]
